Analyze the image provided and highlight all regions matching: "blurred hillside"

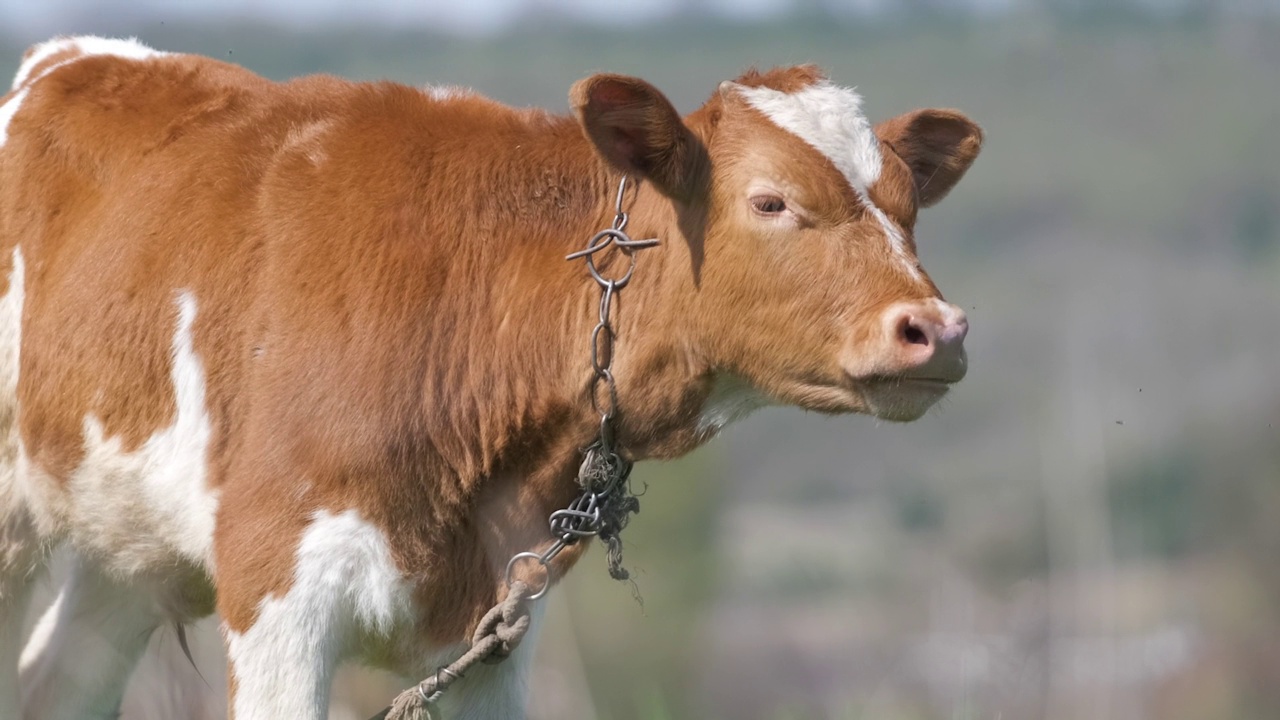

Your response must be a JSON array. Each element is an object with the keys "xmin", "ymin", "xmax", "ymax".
[{"xmin": 3, "ymin": 11, "xmax": 1279, "ymax": 720}]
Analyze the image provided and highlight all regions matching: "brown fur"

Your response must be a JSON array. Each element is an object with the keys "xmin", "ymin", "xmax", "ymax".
[{"xmin": 0, "ymin": 44, "xmax": 981, "ymax": 709}]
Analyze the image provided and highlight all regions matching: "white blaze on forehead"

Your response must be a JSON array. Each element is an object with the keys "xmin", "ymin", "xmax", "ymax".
[
  {"xmin": 736, "ymin": 81, "xmax": 922, "ymax": 281},
  {"xmin": 737, "ymin": 81, "xmax": 883, "ymax": 193}
]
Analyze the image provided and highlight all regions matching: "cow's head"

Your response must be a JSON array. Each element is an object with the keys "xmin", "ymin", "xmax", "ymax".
[{"xmin": 571, "ymin": 66, "xmax": 981, "ymax": 422}]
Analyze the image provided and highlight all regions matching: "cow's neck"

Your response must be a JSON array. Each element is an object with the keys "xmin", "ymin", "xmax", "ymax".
[
  {"xmin": 440, "ymin": 127, "xmax": 716, "ymax": 475},
  {"xmin": 385, "ymin": 121, "xmax": 726, "ymax": 644},
  {"xmin": 435, "ymin": 116, "xmax": 721, "ymax": 471}
]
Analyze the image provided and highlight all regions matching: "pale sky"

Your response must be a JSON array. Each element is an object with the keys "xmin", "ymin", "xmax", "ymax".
[
  {"xmin": 0, "ymin": 0, "xmax": 1020, "ymax": 35},
  {"xmin": 0, "ymin": 0, "xmax": 1265, "ymax": 36},
  {"xmin": 2, "ymin": 0, "xmax": 792, "ymax": 34}
]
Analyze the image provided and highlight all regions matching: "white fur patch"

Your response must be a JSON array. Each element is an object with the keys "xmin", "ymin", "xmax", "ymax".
[
  {"xmin": 423, "ymin": 84, "xmax": 472, "ymax": 101},
  {"xmin": 0, "ymin": 249, "xmax": 29, "ymax": 588},
  {"xmin": 0, "ymin": 89, "xmax": 29, "ymax": 148},
  {"xmin": 11, "ymin": 39, "xmax": 72, "ymax": 91},
  {"xmin": 736, "ymin": 81, "xmax": 922, "ymax": 281},
  {"xmin": 0, "ymin": 249, "xmax": 24, "ymax": 425},
  {"xmin": 0, "ymin": 272, "xmax": 32, "ymax": 720},
  {"xmin": 17, "ymin": 292, "xmax": 219, "ymax": 576},
  {"xmin": 697, "ymin": 373, "xmax": 773, "ymax": 438},
  {"xmin": 225, "ymin": 509, "xmax": 412, "ymax": 720},
  {"xmin": 737, "ymin": 81, "xmax": 882, "ymax": 192},
  {"xmin": 136, "ymin": 292, "xmax": 218, "ymax": 565}
]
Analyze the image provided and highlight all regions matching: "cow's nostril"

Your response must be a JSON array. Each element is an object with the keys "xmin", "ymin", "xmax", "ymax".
[
  {"xmin": 871, "ymin": 300, "xmax": 968, "ymax": 383},
  {"xmin": 902, "ymin": 319, "xmax": 928, "ymax": 346}
]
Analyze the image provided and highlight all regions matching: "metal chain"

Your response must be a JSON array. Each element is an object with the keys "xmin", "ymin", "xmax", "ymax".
[
  {"xmin": 374, "ymin": 176, "xmax": 658, "ymax": 720},
  {"xmin": 504, "ymin": 175, "xmax": 658, "ymax": 593}
]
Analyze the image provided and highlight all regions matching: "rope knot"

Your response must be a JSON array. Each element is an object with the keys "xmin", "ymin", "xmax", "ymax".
[
  {"xmin": 376, "ymin": 582, "xmax": 534, "ymax": 720},
  {"xmin": 477, "ymin": 580, "xmax": 533, "ymax": 663}
]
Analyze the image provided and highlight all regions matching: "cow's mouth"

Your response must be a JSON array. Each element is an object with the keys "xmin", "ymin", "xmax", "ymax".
[
  {"xmin": 848, "ymin": 374, "xmax": 957, "ymax": 421},
  {"xmin": 866, "ymin": 375, "xmax": 955, "ymax": 391},
  {"xmin": 740, "ymin": 371, "xmax": 959, "ymax": 421}
]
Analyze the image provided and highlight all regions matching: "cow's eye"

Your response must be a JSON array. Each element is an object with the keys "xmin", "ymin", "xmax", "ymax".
[{"xmin": 750, "ymin": 195, "xmax": 787, "ymax": 215}]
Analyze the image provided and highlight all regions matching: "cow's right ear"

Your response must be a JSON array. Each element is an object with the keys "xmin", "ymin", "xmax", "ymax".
[{"xmin": 571, "ymin": 74, "xmax": 706, "ymax": 202}]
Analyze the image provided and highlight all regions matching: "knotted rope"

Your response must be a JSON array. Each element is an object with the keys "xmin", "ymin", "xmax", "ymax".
[
  {"xmin": 372, "ymin": 581, "xmax": 534, "ymax": 720},
  {"xmin": 573, "ymin": 445, "xmax": 640, "ymax": 582}
]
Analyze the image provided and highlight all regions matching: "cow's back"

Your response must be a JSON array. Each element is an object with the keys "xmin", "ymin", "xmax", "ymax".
[{"xmin": 0, "ymin": 37, "xmax": 358, "ymax": 575}]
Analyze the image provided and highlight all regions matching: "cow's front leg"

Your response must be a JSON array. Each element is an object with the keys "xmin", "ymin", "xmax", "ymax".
[
  {"xmin": 218, "ymin": 505, "xmax": 413, "ymax": 720},
  {"xmin": 222, "ymin": 591, "xmax": 342, "ymax": 720}
]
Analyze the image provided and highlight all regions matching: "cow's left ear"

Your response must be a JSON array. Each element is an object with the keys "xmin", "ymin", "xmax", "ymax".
[
  {"xmin": 875, "ymin": 109, "xmax": 983, "ymax": 208},
  {"xmin": 571, "ymin": 74, "xmax": 706, "ymax": 201}
]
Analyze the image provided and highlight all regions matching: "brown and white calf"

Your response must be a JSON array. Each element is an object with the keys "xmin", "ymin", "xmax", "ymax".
[{"xmin": 0, "ymin": 36, "xmax": 981, "ymax": 719}]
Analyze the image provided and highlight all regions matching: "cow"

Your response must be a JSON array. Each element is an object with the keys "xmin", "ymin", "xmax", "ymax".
[{"xmin": 0, "ymin": 35, "xmax": 980, "ymax": 719}]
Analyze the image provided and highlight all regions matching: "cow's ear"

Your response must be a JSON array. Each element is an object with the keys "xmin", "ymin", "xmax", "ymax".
[
  {"xmin": 571, "ymin": 74, "xmax": 706, "ymax": 201},
  {"xmin": 875, "ymin": 109, "xmax": 982, "ymax": 208}
]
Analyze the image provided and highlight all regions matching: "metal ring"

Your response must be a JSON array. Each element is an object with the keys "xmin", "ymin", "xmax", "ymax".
[
  {"xmin": 504, "ymin": 551, "xmax": 552, "ymax": 601},
  {"xmin": 419, "ymin": 681, "xmax": 445, "ymax": 705},
  {"xmin": 583, "ymin": 229, "xmax": 638, "ymax": 288}
]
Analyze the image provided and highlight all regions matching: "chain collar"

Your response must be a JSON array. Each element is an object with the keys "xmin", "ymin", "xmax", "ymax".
[{"xmin": 503, "ymin": 175, "xmax": 659, "ymax": 598}]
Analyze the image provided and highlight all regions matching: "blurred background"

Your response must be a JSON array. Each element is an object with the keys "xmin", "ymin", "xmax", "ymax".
[{"xmin": 3, "ymin": 0, "xmax": 1278, "ymax": 718}]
